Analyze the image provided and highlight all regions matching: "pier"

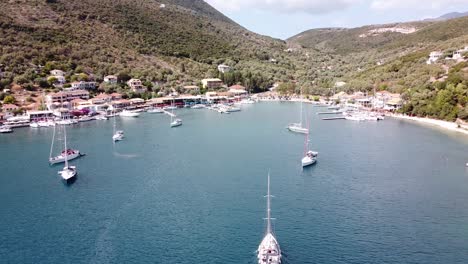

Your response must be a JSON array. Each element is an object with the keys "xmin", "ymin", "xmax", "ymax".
[
  {"xmin": 322, "ymin": 117, "xmax": 346, "ymax": 120},
  {"xmin": 317, "ymin": 111, "xmax": 343, "ymax": 115}
]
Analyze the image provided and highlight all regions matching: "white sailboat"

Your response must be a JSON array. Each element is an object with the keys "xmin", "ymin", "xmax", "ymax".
[
  {"xmin": 112, "ymin": 109, "xmax": 124, "ymax": 142},
  {"xmin": 287, "ymin": 89, "xmax": 308, "ymax": 134},
  {"xmin": 257, "ymin": 173, "xmax": 282, "ymax": 264},
  {"xmin": 57, "ymin": 122, "xmax": 77, "ymax": 182},
  {"xmin": 170, "ymin": 99, "xmax": 182, "ymax": 127},
  {"xmin": 49, "ymin": 119, "xmax": 82, "ymax": 165},
  {"xmin": 301, "ymin": 121, "xmax": 318, "ymax": 167}
]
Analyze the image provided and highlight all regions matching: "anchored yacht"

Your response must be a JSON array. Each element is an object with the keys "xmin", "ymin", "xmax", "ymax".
[{"xmin": 257, "ymin": 174, "xmax": 282, "ymax": 264}]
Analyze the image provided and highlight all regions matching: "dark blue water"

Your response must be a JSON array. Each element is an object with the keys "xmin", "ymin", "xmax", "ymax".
[{"xmin": 1, "ymin": 102, "xmax": 468, "ymax": 264}]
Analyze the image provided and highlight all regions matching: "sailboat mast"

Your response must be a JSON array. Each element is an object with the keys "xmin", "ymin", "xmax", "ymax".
[
  {"xmin": 299, "ymin": 88, "xmax": 303, "ymax": 125},
  {"xmin": 266, "ymin": 173, "xmax": 272, "ymax": 234},
  {"xmin": 63, "ymin": 123, "xmax": 68, "ymax": 168},
  {"xmin": 49, "ymin": 124, "xmax": 56, "ymax": 159}
]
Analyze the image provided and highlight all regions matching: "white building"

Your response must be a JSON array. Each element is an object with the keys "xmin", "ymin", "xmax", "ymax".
[
  {"xmin": 201, "ymin": 78, "xmax": 224, "ymax": 89},
  {"xmin": 217, "ymin": 64, "xmax": 231, "ymax": 73},
  {"xmin": 103, "ymin": 75, "xmax": 118, "ymax": 84},
  {"xmin": 50, "ymin": 69, "xmax": 65, "ymax": 76},
  {"xmin": 69, "ymin": 81, "xmax": 97, "ymax": 90},
  {"xmin": 127, "ymin": 79, "xmax": 146, "ymax": 93},
  {"xmin": 453, "ymin": 46, "xmax": 468, "ymax": 60},
  {"xmin": 427, "ymin": 51, "xmax": 443, "ymax": 64}
]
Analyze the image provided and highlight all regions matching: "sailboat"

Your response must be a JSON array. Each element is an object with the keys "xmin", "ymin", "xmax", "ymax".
[
  {"xmin": 112, "ymin": 109, "xmax": 124, "ymax": 142},
  {"xmin": 57, "ymin": 122, "xmax": 77, "ymax": 182},
  {"xmin": 170, "ymin": 99, "xmax": 182, "ymax": 127},
  {"xmin": 301, "ymin": 120, "xmax": 318, "ymax": 167},
  {"xmin": 257, "ymin": 173, "xmax": 282, "ymax": 264},
  {"xmin": 49, "ymin": 116, "xmax": 82, "ymax": 165},
  {"xmin": 287, "ymin": 88, "xmax": 309, "ymax": 134}
]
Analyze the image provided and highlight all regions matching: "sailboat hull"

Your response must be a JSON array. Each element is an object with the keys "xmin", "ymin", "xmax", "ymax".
[
  {"xmin": 49, "ymin": 150, "xmax": 82, "ymax": 165},
  {"xmin": 287, "ymin": 124, "xmax": 309, "ymax": 134},
  {"xmin": 301, "ymin": 156, "xmax": 317, "ymax": 167}
]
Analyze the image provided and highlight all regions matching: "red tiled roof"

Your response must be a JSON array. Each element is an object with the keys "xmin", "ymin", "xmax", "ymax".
[{"xmin": 229, "ymin": 84, "xmax": 246, "ymax": 90}]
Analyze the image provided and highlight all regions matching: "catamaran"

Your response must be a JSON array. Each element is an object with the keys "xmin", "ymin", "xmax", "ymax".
[
  {"xmin": 257, "ymin": 174, "xmax": 282, "ymax": 264},
  {"xmin": 49, "ymin": 120, "xmax": 82, "ymax": 165},
  {"xmin": 287, "ymin": 89, "xmax": 308, "ymax": 134},
  {"xmin": 301, "ymin": 121, "xmax": 318, "ymax": 167},
  {"xmin": 57, "ymin": 122, "xmax": 77, "ymax": 182}
]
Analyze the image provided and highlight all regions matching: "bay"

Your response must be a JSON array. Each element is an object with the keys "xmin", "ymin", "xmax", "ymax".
[{"xmin": 1, "ymin": 102, "xmax": 468, "ymax": 264}]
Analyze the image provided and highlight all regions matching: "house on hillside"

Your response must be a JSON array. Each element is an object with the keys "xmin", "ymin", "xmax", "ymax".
[
  {"xmin": 104, "ymin": 75, "xmax": 118, "ymax": 84},
  {"xmin": 427, "ymin": 51, "xmax": 443, "ymax": 64},
  {"xmin": 70, "ymin": 81, "xmax": 97, "ymax": 90},
  {"xmin": 453, "ymin": 46, "xmax": 468, "ymax": 60},
  {"xmin": 217, "ymin": 64, "xmax": 231, "ymax": 73},
  {"xmin": 127, "ymin": 79, "xmax": 146, "ymax": 93},
  {"xmin": 50, "ymin": 69, "xmax": 65, "ymax": 76},
  {"xmin": 201, "ymin": 78, "xmax": 224, "ymax": 89},
  {"xmin": 1, "ymin": 104, "xmax": 19, "ymax": 115},
  {"xmin": 183, "ymin": 85, "xmax": 200, "ymax": 94}
]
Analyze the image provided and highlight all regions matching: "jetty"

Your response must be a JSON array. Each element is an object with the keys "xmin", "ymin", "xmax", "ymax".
[
  {"xmin": 322, "ymin": 117, "xmax": 346, "ymax": 120},
  {"xmin": 162, "ymin": 109, "xmax": 176, "ymax": 117},
  {"xmin": 317, "ymin": 111, "xmax": 343, "ymax": 115}
]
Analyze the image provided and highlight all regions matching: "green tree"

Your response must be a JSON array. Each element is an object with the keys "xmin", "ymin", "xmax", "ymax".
[{"xmin": 3, "ymin": 95, "xmax": 16, "ymax": 104}]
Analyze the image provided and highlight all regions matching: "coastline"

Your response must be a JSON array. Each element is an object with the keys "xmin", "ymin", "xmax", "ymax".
[{"xmin": 389, "ymin": 114, "xmax": 468, "ymax": 136}]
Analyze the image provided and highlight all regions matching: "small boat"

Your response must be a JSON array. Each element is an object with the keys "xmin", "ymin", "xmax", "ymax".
[
  {"xmin": 29, "ymin": 122, "xmax": 39, "ymax": 128},
  {"xmin": 58, "ymin": 165, "xmax": 77, "ymax": 182},
  {"xmin": 113, "ymin": 130, "xmax": 124, "ymax": 142},
  {"xmin": 147, "ymin": 107, "xmax": 164, "ymax": 113},
  {"xmin": 170, "ymin": 118, "xmax": 183, "ymax": 127},
  {"xmin": 78, "ymin": 116, "xmax": 94, "ymax": 122},
  {"xmin": 95, "ymin": 115, "xmax": 108, "ymax": 120},
  {"xmin": 0, "ymin": 125, "xmax": 13, "ymax": 133},
  {"xmin": 301, "ymin": 120, "xmax": 318, "ymax": 167},
  {"xmin": 287, "ymin": 88, "xmax": 309, "ymax": 134},
  {"xmin": 226, "ymin": 106, "xmax": 241, "ymax": 112},
  {"xmin": 240, "ymin": 99, "xmax": 255, "ymax": 104},
  {"xmin": 120, "ymin": 110, "xmax": 140, "ymax": 117},
  {"xmin": 191, "ymin": 104, "xmax": 206, "ymax": 109},
  {"xmin": 163, "ymin": 106, "xmax": 178, "ymax": 110},
  {"xmin": 257, "ymin": 174, "xmax": 281, "ymax": 264}
]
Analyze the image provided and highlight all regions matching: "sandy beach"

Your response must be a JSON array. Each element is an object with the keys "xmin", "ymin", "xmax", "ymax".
[{"xmin": 390, "ymin": 114, "xmax": 468, "ymax": 136}]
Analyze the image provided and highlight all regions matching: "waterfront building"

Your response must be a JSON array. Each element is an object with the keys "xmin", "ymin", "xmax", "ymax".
[
  {"xmin": 46, "ymin": 90, "xmax": 90, "ymax": 110},
  {"xmin": 229, "ymin": 84, "xmax": 248, "ymax": 96},
  {"xmin": 183, "ymin": 85, "xmax": 200, "ymax": 94}
]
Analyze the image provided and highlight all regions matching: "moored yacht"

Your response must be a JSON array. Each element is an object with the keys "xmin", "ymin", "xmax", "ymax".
[
  {"xmin": 0, "ymin": 125, "xmax": 13, "ymax": 133},
  {"xmin": 49, "ymin": 149, "xmax": 83, "ymax": 165},
  {"xmin": 113, "ymin": 130, "xmax": 124, "ymax": 142},
  {"xmin": 147, "ymin": 107, "xmax": 164, "ymax": 113},
  {"xmin": 170, "ymin": 118, "xmax": 183, "ymax": 127},
  {"xmin": 257, "ymin": 174, "xmax": 281, "ymax": 264},
  {"xmin": 287, "ymin": 89, "xmax": 308, "ymax": 134},
  {"xmin": 120, "ymin": 110, "xmax": 140, "ymax": 117},
  {"xmin": 56, "ymin": 120, "xmax": 77, "ymax": 182},
  {"xmin": 191, "ymin": 104, "xmax": 206, "ymax": 109}
]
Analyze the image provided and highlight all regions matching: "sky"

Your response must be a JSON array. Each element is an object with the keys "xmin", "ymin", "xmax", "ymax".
[{"xmin": 205, "ymin": 0, "xmax": 468, "ymax": 39}]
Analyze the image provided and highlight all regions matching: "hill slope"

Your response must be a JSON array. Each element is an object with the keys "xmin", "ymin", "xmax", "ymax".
[{"xmin": 0, "ymin": 0, "xmax": 289, "ymax": 89}]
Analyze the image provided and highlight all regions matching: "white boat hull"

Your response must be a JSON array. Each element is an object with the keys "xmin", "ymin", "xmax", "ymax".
[
  {"xmin": 170, "ymin": 120, "xmax": 183, "ymax": 127},
  {"xmin": 287, "ymin": 124, "xmax": 309, "ymax": 134},
  {"xmin": 257, "ymin": 233, "xmax": 281, "ymax": 264},
  {"xmin": 58, "ymin": 166, "xmax": 77, "ymax": 181},
  {"xmin": 49, "ymin": 150, "xmax": 82, "ymax": 165},
  {"xmin": 120, "ymin": 111, "xmax": 140, "ymax": 117},
  {"xmin": 113, "ymin": 131, "xmax": 124, "ymax": 142},
  {"xmin": 301, "ymin": 156, "xmax": 316, "ymax": 167}
]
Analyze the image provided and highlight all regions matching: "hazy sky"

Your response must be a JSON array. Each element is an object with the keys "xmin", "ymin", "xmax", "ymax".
[{"xmin": 205, "ymin": 0, "xmax": 468, "ymax": 39}]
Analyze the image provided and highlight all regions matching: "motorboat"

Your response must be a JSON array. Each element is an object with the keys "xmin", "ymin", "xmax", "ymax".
[
  {"xmin": 257, "ymin": 174, "xmax": 281, "ymax": 264},
  {"xmin": 0, "ymin": 126, "xmax": 13, "ymax": 133},
  {"xmin": 30, "ymin": 122, "xmax": 39, "ymax": 128},
  {"xmin": 95, "ymin": 115, "xmax": 109, "ymax": 120},
  {"xmin": 120, "ymin": 110, "xmax": 140, "ymax": 117},
  {"xmin": 113, "ymin": 130, "xmax": 124, "ymax": 142},
  {"xmin": 147, "ymin": 107, "xmax": 164, "ymax": 113},
  {"xmin": 191, "ymin": 104, "xmax": 206, "ymax": 109}
]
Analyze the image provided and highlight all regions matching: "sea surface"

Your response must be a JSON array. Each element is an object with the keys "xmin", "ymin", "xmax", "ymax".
[{"xmin": 1, "ymin": 102, "xmax": 468, "ymax": 264}]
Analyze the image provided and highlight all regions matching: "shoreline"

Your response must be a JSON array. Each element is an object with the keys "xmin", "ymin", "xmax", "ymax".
[{"xmin": 389, "ymin": 114, "xmax": 468, "ymax": 136}]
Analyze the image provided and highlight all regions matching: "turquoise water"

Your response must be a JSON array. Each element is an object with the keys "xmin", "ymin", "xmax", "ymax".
[{"xmin": 1, "ymin": 102, "xmax": 468, "ymax": 264}]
